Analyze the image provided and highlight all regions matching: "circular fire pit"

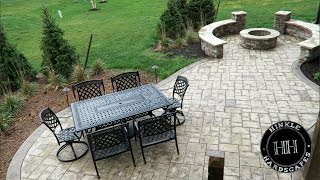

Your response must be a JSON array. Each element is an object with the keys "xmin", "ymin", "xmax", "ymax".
[{"xmin": 240, "ymin": 28, "xmax": 280, "ymax": 50}]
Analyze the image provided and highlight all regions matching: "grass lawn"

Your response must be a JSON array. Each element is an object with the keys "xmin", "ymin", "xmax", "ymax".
[{"xmin": 1, "ymin": 0, "xmax": 318, "ymax": 78}]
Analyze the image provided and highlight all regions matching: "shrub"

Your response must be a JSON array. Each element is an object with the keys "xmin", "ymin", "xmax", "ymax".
[
  {"xmin": 46, "ymin": 69, "xmax": 66, "ymax": 90},
  {"xmin": 0, "ymin": 92, "xmax": 26, "ymax": 115},
  {"xmin": 70, "ymin": 64, "xmax": 89, "ymax": 83},
  {"xmin": 173, "ymin": 37, "xmax": 187, "ymax": 48},
  {"xmin": 41, "ymin": 6, "xmax": 79, "ymax": 79},
  {"xmin": 157, "ymin": 0, "xmax": 186, "ymax": 39},
  {"xmin": 188, "ymin": 0, "xmax": 216, "ymax": 29},
  {"xmin": 20, "ymin": 81, "xmax": 38, "ymax": 97},
  {"xmin": 0, "ymin": 112, "xmax": 13, "ymax": 132},
  {"xmin": 0, "ymin": 24, "xmax": 35, "ymax": 92},
  {"xmin": 91, "ymin": 59, "xmax": 105, "ymax": 75},
  {"xmin": 159, "ymin": 37, "xmax": 172, "ymax": 49},
  {"xmin": 314, "ymin": 72, "xmax": 320, "ymax": 81},
  {"xmin": 185, "ymin": 29, "xmax": 199, "ymax": 44}
]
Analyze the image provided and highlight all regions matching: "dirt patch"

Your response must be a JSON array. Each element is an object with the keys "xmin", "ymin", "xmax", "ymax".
[
  {"xmin": 300, "ymin": 59, "xmax": 320, "ymax": 86},
  {"xmin": 0, "ymin": 69, "xmax": 156, "ymax": 179}
]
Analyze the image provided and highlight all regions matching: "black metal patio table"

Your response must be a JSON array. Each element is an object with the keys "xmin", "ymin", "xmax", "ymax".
[{"xmin": 71, "ymin": 84, "xmax": 172, "ymax": 132}]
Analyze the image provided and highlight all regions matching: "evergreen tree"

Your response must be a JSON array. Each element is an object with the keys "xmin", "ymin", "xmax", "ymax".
[
  {"xmin": 41, "ymin": 6, "xmax": 79, "ymax": 79},
  {"xmin": 0, "ymin": 24, "xmax": 35, "ymax": 92},
  {"xmin": 176, "ymin": 0, "xmax": 188, "ymax": 27},
  {"xmin": 188, "ymin": 0, "xmax": 216, "ymax": 29},
  {"xmin": 157, "ymin": 0, "xmax": 186, "ymax": 39}
]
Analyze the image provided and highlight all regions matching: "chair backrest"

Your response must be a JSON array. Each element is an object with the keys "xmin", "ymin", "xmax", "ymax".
[
  {"xmin": 39, "ymin": 107, "xmax": 62, "ymax": 133},
  {"xmin": 72, "ymin": 79, "xmax": 105, "ymax": 101},
  {"xmin": 111, "ymin": 71, "xmax": 141, "ymax": 92},
  {"xmin": 138, "ymin": 113, "xmax": 175, "ymax": 138},
  {"xmin": 173, "ymin": 76, "xmax": 189, "ymax": 106},
  {"xmin": 87, "ymin": 124, "xmax": 129, "ymax": 160}
]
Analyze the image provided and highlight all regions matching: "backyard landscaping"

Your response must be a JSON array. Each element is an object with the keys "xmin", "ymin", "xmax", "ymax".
[{"xmin": 0, "ymin": 0, "xmax": 319, "ymax": 179}]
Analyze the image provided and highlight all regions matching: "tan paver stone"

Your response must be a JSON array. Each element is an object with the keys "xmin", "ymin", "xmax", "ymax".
[
  {"xmin": 21, "ymin": 162, "xmax": 39, "ymax": 178},
  {"xmin": 37, "ymin": 171, "xmax": 53, "ymax": 180},
  {"xmin": 186, "ymin": 143, "xmax": 206, "ymax": 152},
  {"xmin": 219, "ymin": 144, "xmax": 239, "ymax": 152},
  {"xmin": 48, "ymin": 163, "xmax": 71, "ymax": 179},
  {"xmin": 81, "ymin": 174, "xmax": 96, "ymax": 180},
  {"xmin": 43, "ymin": 156, "xmax": 60, "ymax": 166},
  {"xmin": 68, "ymin": 156, "xmax": 90, "ymax": 173},
  {"xmin": 60, "ymin": 171, "xmax": 85, "ymax": 180},
  {"xmin": 224, "ymin": 175, "xmax": 240, "ymax": 180},
  {"xmin": 153, "ymin": 171, "xmax": 168, "ymax": 180},
  {"xmin": 188, "ymin": 165, "xmax": 203, "ymax": 180},
  {"xmin": 224, "ymin": 166, "xmax": 240, "ymax": 176},
  {"xmin": 225, "ymin": 152, "xmax": 240, "ymax": 167},
  {"xmin": 28, "ymin": 164, "xmax": 48, "ymax": 179}
]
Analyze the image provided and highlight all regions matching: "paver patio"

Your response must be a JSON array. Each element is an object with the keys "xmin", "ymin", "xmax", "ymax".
[{"xmin": 13, "ymin": 35, "xmax": 319, "ymax": 180}]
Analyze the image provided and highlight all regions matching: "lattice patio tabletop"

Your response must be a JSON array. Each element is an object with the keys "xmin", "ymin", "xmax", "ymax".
[{"xmin": 71, "ymin": 84, "xmax": 172, "ymax": 132}]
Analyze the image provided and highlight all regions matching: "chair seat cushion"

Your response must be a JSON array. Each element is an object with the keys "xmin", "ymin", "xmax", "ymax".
[
  {"xmin": 93, "ymin": 142, "xmax": 130, "ymax": 161},
  {"xmin": 56, "ymin": 127, "xmax": 80, "ymax": 143},
  {"xmin": 141, "ymin": 130, "xmax": 175, "ymax": 146}
]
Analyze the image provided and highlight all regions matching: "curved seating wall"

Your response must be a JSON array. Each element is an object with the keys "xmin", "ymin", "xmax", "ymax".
[
  {"xmin": 285, "ymin": 20, "xmax": 319, "ymax": 61},
  {"xmin": 199, "ymin": 20, "xmax": 240, "ymax": 58}
]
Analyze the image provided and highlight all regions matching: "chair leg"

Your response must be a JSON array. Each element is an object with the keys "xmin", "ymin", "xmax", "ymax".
[
  {"xmin": 175, "ymin": 137, "xmax": 179, "ymax": 155},
  {"xmin": 141, "ymin": 146, "xmax": 146, "ymax": 164},
  {"xmin": 92, "ymin": 159, "xmax": 100, "ymax": 178},
  {"xmin": 70, "ymin": 143, "xmax": 77, "ymax": 159},
  {"xmin": 129, "ymin": 148, "xmax": 136, "ymax": 166}
]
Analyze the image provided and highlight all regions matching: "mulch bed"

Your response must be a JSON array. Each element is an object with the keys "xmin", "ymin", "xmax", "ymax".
[
  {"xmin": 164, "ymin": 42, "xmax": 205, "ymax": 59},
  {"xmin": 300, "ymin": 58, "xmax": 320, "ymax": 86},
  {"xmin": 0, "ymin": 69, "xmax": 156, "ymax": 179}
]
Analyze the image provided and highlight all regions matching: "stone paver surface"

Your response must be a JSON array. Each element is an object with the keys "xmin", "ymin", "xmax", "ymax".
[{"xmin": 20, "ymin": 35, "xmax": 319, "ymax": 180}]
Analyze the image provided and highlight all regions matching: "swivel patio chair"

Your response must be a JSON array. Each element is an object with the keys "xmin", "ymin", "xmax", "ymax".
[
  {"xmin": 134, "ymin": 112, "xmax": 179, "ymax": 164},
  {"xmin": 111, "ymin": 71, "xmax": 141, "ymax": 92},
  {"xmin": 87, "ymin": 124, "xmax": 135, "ymax": 178},
  {"xmin": 40, "ymin": 107, "xmax": 88, "ymax": 162},
  {"xmin": 72, "ymin": 79, "xmax": 105, "ymax": 101},
  {"xmin": 163, "ymin": 75, "xmax": 189, "ymax": 125}
]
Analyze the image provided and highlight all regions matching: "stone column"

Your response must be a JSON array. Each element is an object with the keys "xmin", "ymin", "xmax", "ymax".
[
  {"xmin": 232, "ymin": 11, "xmax": 247, "ymax": 32},
  {"xmin": 274, "ymin": 11, "xmax": 291, "ymax": 34}
]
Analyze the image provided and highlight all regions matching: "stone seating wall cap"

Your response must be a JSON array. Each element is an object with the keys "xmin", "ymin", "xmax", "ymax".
[
  {"xmin": 231, "ymin": 11, "xmax": 247, "ymax": 15},
  {"xmin": 206, "ymin": 150, "xmax": 225, "ymax": 158},
  {"xmin": 275, "ymin": 11, "xmax": 292, "ymax": 15}
]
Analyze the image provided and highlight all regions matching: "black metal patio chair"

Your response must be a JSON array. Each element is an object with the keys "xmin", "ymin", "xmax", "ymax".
[
  {"xmin": 72, "ymin": 79, "xmax": 105, "ymax": 101},
  {"xmin": 72, "ymin": 79, "xmax": 105, "ymax": 133},
  {"xmin": 134, "ymin": 112, "xmax": 179, "ymax": 164},
  {"xmin": 40, "ymin": 107, "xmax": 88, "ymax": 162},
  {"xmin": 111, "ymin": 71, "xmax": 141, "ymax": 92},
  {"xmin": 87, "ymin": 124, "xmax": 135, "ymax": 178},
  {"xmin": 163, "ymin": 75, "xmax": 189, "ymax": 125},
  {"xmin": 110, "ymin": 71, "xmax": 153, "ymax": 136}
]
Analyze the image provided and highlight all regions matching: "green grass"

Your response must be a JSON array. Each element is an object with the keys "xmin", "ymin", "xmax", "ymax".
[
  {"xmin": 1, "ymin": 0, "xmax": 318, "ymax": 78},
  {"xmin": 217, "ymin": 0, "xmax": 318, "ymax": 28}
]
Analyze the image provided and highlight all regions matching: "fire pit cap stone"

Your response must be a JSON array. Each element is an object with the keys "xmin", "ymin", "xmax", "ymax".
[{"xmin": 240, "ymin": 28, "xmax": 280, "ymax": 40}]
